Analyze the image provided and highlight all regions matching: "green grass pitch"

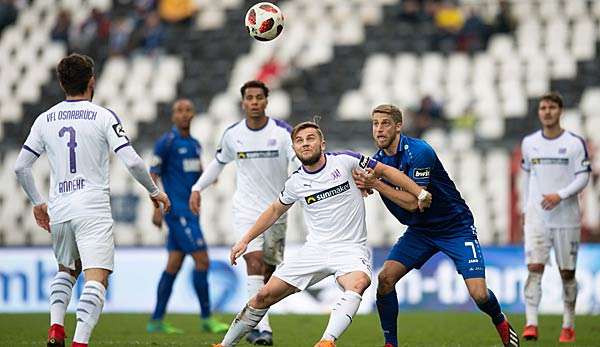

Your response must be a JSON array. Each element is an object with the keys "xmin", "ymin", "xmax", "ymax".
[{"xmin": 1, "ymin": 312, "xmax": 599, "ymax": 346}]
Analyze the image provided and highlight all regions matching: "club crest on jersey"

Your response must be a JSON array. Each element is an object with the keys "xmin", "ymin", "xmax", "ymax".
[
  {"xmin": 267, "ymin": 138, "xmax": 277, "ymax": 146},
  {"xmin": 112, "ymin": 123, "xmax": 126, "ymax": 137},
  {"xmin": 304, "ymin": 181, "xmax": 350, "ymax": 205},
  {"xmin": 358, "ymin": 155, "xmax": 371, "ymax": 169},
  {"xmin": 413, "ymin": 168, "xmax": 431, "ymax": 178},
  {"xmin": 559, "ymin": 147, "xmax": 567, "ymax": 154}
]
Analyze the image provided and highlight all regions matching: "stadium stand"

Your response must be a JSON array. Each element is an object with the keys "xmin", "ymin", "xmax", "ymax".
[{"xmin": 0, "ymin": 0, "xmax": 598, "ymax": 247}]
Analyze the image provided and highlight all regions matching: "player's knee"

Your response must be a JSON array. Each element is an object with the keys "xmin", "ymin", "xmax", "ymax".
[
  {"xmin": 245, "ymin": 257, "xmax": 264, "ymax": 275},
  {"xmin": 194, "ymin": 257, "xmax": 209, "ymax": 271},
  {"xmin": 351, "ymin": 275, "xmax": 371, "ymax": 294},
  {"xmin": 251, "ymin": 290, "xmax": 272, "ymax": 309},
  {"xmin": 560, "ymin": 270, "xmax": 575, "ymax": 281},
  {"xmin": 469, "ymin": 287, "xmax": 489, "ymax": 305},
  {"xmin": 377, "ymin": 272, "xmax": 396, "ymax": 293},
  {"xmin": 527, "ymin": 264, "xmax": 544, "ymax": 273},
  {"xmin": 165, "ymin": 263, "xmax": 182, "ymax": 274}
]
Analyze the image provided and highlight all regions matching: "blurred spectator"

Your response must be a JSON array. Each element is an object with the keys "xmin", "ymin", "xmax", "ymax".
[
  {"xmin": 159, "ymin": 0, "xmax": 197, "ymax": 25},
  {"xmin": 71, "ymin": 8, "xmax": 111, "ymax": 59},
  {"xmin": 434, "ymin": 1, "xmax": 464, "ymax": 52},
  {"xmin": 0, "ymin": 0, "xmax": 18, "ymax": 35},
  {"xmin": 398, "ymin": 0, "xmax": 430, "ymax": 24},
  {"xmin": 493, "ymin": 0, "xmax": 515, "ymax": 34},
  {"xmin": 458, "ymin": 7, "xmax": 489, "ymax": 53},
  {"xmin": 133, "ymin": 12, "xmax": 165, "ymax": 54},
  {"xmin": 109, "ymin": 16, "xmax": 135, "ymax": 56},
  {"xmin": 51, "ymin": 9, "xmax": 72, "ymax": 48},
  {"xmin": 413, "ymin": 95, "xmax": 445, "ymax": 137}
]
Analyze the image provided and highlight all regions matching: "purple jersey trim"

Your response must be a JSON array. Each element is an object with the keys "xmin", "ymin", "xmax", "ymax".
[
  {"xmin": 273, "ymin": 118, "xmax": 292, "ymax": 133},
  {"xmin": 114, "ymin": 142, "xmax": 131, "ymax": 153},
  {"xmin": 23, "ymin": 145, "xmax": 40, "ymax": 157},
  {"xmin": 302, "ymin": 156, "xmax": 327, "ymax": 174},
  {"xmin": 569, "ymin": 131, "xmax": 589, "ymax": 159}
]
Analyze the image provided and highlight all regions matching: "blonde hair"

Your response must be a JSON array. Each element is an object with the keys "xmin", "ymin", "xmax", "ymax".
[{"xmin": 371, "ymin": 104, "xmax": 403, "ymax": 124}]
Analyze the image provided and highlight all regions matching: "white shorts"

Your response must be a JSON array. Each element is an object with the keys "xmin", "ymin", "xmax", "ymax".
[
  {"xmin": 235, "ymin": 221, "xmax": 286, "ymax": 266},
  {"xmin": 272, "ymin": 243, "xmax": 372, "ymax": 291},
  {"xmin": 524, "ymin": 214, "xmax": 580, "ymax": 270},
  {"xmin": 51, "ymin": 216, "xmax": 115, "ymax": 272}
]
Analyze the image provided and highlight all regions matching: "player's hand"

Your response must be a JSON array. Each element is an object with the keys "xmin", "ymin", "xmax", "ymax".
[
  {"xmin": 417, "ymin": 189, "xmax": 432, "ymax": 212},
  {"xmin": 541, "ymin": 193, "xmax": 561, "ymax": 210},
  {"xmin": 189, "ymin": 190, "xmax": 201, "ymax": 215},
  {"xmin": 152, "ymin": 207, "xmax": 163, "ymax": 228},
  {"xmin": 352, "ymin": 168, "xmax": 378, "ymax": 190},
  {"xmin": 33, "ymin": 203, "xmax": 50, "ymax": 232},
  {"xmin": 151, "ymin": 191, "xmax": 171, "ymax": 213},
  {"xmin": 230, "ymin": 241, "xmax": 247, "ymax": 265}
]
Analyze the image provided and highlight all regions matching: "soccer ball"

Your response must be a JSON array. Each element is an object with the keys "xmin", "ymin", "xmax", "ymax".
[{"xmin": 245, "ymin": 2, "xmax": 284, "ymax": 42}]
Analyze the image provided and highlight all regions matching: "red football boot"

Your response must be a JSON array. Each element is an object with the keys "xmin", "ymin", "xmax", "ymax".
[
  {"xmin": 522, "ymin": 325, "xmax": 538, "ymax": 341},
  {"xmin": 71, "ymin": 342, "xmax": 88, "ymax": 347},
  {"xmin": 47, "ymin": 324, "xmax": 65, "ymax": 347},
  {"xmin": 559, "ymin": 327, "xmax": 575, "ymax": 343},
  {"xmin": 496, "ymin": 319, "xmax": 520, "ymax": 346}
]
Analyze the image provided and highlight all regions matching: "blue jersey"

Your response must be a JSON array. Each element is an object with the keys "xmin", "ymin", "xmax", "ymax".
[
  {"xmin": 373, "ymin": 135, "xmax": 474, "ymax": 234},
  {"xmin": 150, "ymin": 127, "xmax": 202, "ymax": 217}
]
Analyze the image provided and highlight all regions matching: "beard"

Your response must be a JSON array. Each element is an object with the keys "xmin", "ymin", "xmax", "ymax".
[
  {"xmin": 375, "ymin": 135, "xmax": 394, "ymax": 150},
  {"xmin": 298, "ymin": 147, "xmax": 322, "ymax": 166}
]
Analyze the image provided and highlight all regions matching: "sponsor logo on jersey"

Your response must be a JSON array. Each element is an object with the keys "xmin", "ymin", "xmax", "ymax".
[
  {"xmin": 112, "ymin": 123, "xmax": 126, "ymax": 137},
  {"xmin": 358, "ymin": 155, "xmax": 372, "ymax": 169},
  {"xmin": 413, "ymin": 168, "xmax": 431, "ymax": 178},
  {"xmin": 531, "ymin": 157, "xmax": 569, "ymax": 165},
  {"xmin": 304, "ymin": 181, "xmax": 351, "ymax": 205},
  {"xmin": 236, "ymin": 150, "xmax": 279, "ymax": 159},
  {"xmin": 559, "ymin": 147, "xmax": 567, "ymax": 154}
]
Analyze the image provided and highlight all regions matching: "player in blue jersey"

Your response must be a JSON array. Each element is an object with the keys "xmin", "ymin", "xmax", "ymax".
[
  {"xmin": 353, "ymin": 104, "xmax": 519, "ymax": 347},
  {"xmin": 146, "ymin": 99, "xmax": 228, "ymax": 334}
]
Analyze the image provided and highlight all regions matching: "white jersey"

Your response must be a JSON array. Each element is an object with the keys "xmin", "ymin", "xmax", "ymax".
[
  {"xmin": 216, "ymin": 117, "xmax": 296, "ymax": 225},
  {"xmin": 521, "ymin": 130, "xmax": 591, "ymax": 227},
  {"xmin": 23, "ymin": 100, "xmax": 130, "ymax": 224},
  {"xmin": 279, "ymin": 151, "xmax": 377, "ymax": 246}
]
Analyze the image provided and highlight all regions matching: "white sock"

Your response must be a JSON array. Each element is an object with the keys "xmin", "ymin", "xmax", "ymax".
[
  {"xmin": 524, "ymin": 272, "xmax": 542, "ymax": 326},
  {"xmin": 49, "ymin": 272, "xmax": 76, "ymax": 326},
  {"xmin": 73, "ymin": 281, "xmax": 106, "ymax": 344},
  {"xmin": 247, "ymin": 275, "xmax": 271, "ymax": 333},
  {"xmin": 322, "ymin": 290, "xmax": 362, "ymax": 341},
  {"xmin": 221, "ymin": 304, "xmax": 268, "ymax": 346},
  {"xmin": 562, "ymin": 278, "xmax": 577, "ymax": 328}
]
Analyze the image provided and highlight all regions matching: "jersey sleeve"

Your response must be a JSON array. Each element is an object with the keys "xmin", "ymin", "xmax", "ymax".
[
  {"xmin": 215, "ymin": 130, "xmax": 235, "ymax": 164},
  {"xmin": 408, "ymin": 144, "xmax": 436, "ymax": 186},
  {"xmin": 279, "ymin": 176, "xmax": 299, "ymax": 205},
  {"xmin": 23, "ymin": 117, "xmax": 45, "ymax": 157},
  {"xmin": 104, "ymin": 109, "xmax": 130, "ymax": 153},
  {"xmin": 150, "ymin": 136, "xmax": 169, "ymax": 175},
  {"xmin": 333, "ymin": 150, "xmax": 377, "ymax": 172},
  {"xmin": 572, "ymin": 136, "xmax": 591, "ymax": 174},
  {"xmin": 520, "ymin": 138, "xmax": 530, "ymax": 172}
]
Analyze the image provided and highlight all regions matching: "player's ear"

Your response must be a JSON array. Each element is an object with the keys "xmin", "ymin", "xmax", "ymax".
[{"xmin": 88, "ymin": 76, "xmax": 96, "ymax": 90}]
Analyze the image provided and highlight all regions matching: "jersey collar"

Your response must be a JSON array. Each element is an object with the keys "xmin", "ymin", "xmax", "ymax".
[{"xmin": 302, "ymin": 155, "xmax": 327, "ymax": 174}]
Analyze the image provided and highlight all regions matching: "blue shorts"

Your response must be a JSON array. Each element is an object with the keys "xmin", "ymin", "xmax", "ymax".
[
  {"xmin": 164, "ymin": 213, "xmax": 207, "ymax": 254},
  {"xmin": 388, "ymin": 225, "xmax": 485, "ymax": 279}
]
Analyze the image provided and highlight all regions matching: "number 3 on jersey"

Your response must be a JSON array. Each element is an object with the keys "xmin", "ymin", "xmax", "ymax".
[{"xmin": 59, "ymin": 126, "xmax": 77, "ymax": 173}]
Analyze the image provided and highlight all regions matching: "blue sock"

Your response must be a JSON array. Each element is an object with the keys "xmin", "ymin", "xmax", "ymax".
[
  {"xmin": 376, "ymin": 289, "xmax": 399, "ymax": 347},
  {"xmin": 151, "ymin": 271, "xmax": 177, "ymax": 321},
  {"xmin": 476, "ymin": 289, "xmax": 505, "ymax": 325},
  {"xmin": 193, "ymin": 270, "xmax": 211, "ymax": 319}
]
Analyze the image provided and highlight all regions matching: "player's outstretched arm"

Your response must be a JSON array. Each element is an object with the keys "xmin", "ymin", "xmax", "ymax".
[
  {"xmin": 14, "ymin": 149, "xmax": 50, "ymax": 231},
  {"xmin": 115, "ymin": 146, "xmax": 171, "ymax": 212},
  {"xmin": 189, "ymin": 159, "xmax": 226, "ymax": 214},
  {"xmin": 372, "ymin": 162, "xmax": 432, "ymax": 211},
  {"xmin": 230, "ymin": 199, "xmax": 292, "ymax": 265},
  {"xmin": 353, "ymin": 169, "xmax": 420, "ymax": 212}
]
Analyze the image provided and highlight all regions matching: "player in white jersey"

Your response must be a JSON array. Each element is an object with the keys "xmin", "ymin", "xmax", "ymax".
[
  {"xmin": 212, "ymin": 121, "xmax": 432, "ymax": 347},
  {"xmin": 189, "ymin": 80, "xmax": 296, "ymax": 344},
  {"xmin": 520, "ymin": 92, "xmax": 590, "ymax": 343},
  {"xmin": 13, "ymin": 54, "xmax": 170, "ymax": 347}
]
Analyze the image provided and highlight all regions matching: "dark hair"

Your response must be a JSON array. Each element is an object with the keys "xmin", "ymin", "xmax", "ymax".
[
  {"xmin": 539, "ymin": 92, "xmax": 563, "ymax": 109},
  {"xmin": 57, "ymin": 53, "xmax": 95, "ymax": 96},
  {"xmin": 240, "ymin": 80, "xmax": 269, "ymax": 98},
  {"xmin": 291, "ymin": 121, "xmax": 324, "ymax": 141}
]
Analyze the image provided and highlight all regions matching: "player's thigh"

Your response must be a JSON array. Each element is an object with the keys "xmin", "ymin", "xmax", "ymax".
[
  {"xmin": 235, "ymin": 220, "xmax": 265, "ymax": 256},
  {"xmin": 387, "ymin": 230, "xmax": 437, "ymax": 271},
  {"xmin": 552, "ymin": 227, "xmax": 580, "ymax": 270},
  {"xmin": 50, "ymin": 220, "xmax": 80, "ymax": 271},
  {"xmin": 251, "ymin": 276, "xmax": 300, "ymax": 308},
  {"xmin": 524, "ymin": 210, "xmax": 552, "ymax": 266},
  {"xmin": 329, "ymin": 245, "xmax": 373, "ymax": 291},
  {"xmin": 434, "ymin": 228, "xmax": 485, "ymax": 279},
  {"xmin": 272, "ymin": 244, "xmax": 330, "ymax": 291},
  {"xmin": 263, "ymin": 223, "xmax": 286, "ymax": 266},
  {"xmin": 72, "ymin": 216, "xmax": 115, "ymax": 272}
]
